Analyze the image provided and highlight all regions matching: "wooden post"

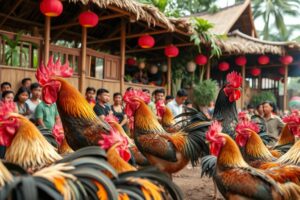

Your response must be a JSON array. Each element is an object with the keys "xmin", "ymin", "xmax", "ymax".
[
  {"xmin": 167, "ymin": 57, "xmax": 171, "ymax": 95},
  {"xmin": 283, "ymin": 65, "xmax": 288, "ymax": 111},
  {"xmin": 206, "ymin": 60, "xmax": 211, "ymax": 80},
  {"xmin": 120, "ymin": 19, "xmax": 126, "ymax": 94},
  {"xmin": 79, "ymin": 27, "xmax": 87, "ymax": 93},
  {"xmin": 241, "ymin": 65, "xmax": 246, "ymax": 109},
  {"xmin": 44, "ymin": 16, "xmax": 50, "ymax": 62}
]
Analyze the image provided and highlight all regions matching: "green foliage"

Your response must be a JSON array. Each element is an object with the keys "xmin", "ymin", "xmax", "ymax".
[
  {"xmin": 190, "ymin": 18, "xmax": 223, "ymax": 58},
  {"xmin": 250, "ymin": 91, "xmax": 277, "ymax": 107},
  {"xmin": 167, "ymin": 0, "xmax": 218, "ymax": 15},
  {"xmin": 137, "ymin": 0, "xmax": 168, "ymax": 12},
  {"xmin": 193, "ymin": 79, "xmax": 218, "ymax": 106},
  {"xmin": 124, "ymin": 75, "xmax": 133, "ymax": 82}
]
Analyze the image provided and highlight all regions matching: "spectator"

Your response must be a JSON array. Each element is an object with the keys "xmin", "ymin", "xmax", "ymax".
[
  {"xmin": 14, "ymin": 87, "xmax": 30, "ymax": 117},
  {"xmin": 111, "ymin": 92, "xmax": 128, "ymax": 132},
  {"xmin": 85, "ymin": 87, "xmax": 96, "ymax": 107},
  {"xmin": 148, "ymin": 89, "xmax": 166, "ymax": 116},
  {"xmin": 263, "ymin": 101, "xmax": 285, "ymax": 137},
  {"xmin": 247, "ymin": 104, "xmax": 255, "ymax": 117},
  {"xmin": 165, "ymin": 95, "xmax": 174, "ymax": 104},
  {"xmin": 26, "ymin": 83, "xmax": 42, "ymax": 123},
  {"xmin": 21, "ymin": 78, "xmax": 32, "ymax": 90},
  {"xmin": 167, "ymin": 89, "xmax": 188, "ymax": 121},
  {"xmin": 0, "ymin": 82, "xmax": 12, "ymax": 100},
  {"xmin": 126, "ymin": 87, "xmax": 134, "ymax": 92},
  {"xmin": 35, "ymin": 101, "xmax": 60, "ymax": 130},
  {"xmin": 2, "ymin": 90, "xmax": 14, "ymax": 103},
  {"xmin": 255, "ymin": 103, "xmax": 264, "ymax": 117},
  {"xmin": 94, "ymin": 88, "xmax": 112, "ymax": 120},
  {"xmin": 142, "ymin": 88, "xmax": 150, "ymax": 95}
]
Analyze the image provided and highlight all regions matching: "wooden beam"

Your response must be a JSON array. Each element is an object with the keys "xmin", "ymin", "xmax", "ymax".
[
  {"xmin": 283, "ymin": 65, "xmax": 288, "ymax": 111},
  {"xmin": 79, "ymin": 27, "xmax": 87, "ymax": 93},
  {"xmin": 0, "ymin": 0, "xmax": 24, "ymax": 28},
  {"xmin": 87, "ymin": 29, "xmax": 169, "ymax": 45},
  {"xmin": 120, "ymin": 19, "xmax": 126, "ymax": 94},
  {"xmin": 0, "ymin": 12, "xmax": 43, "ymax": 27},
  {"xmin": 125, "ymin": 43, "xmax": 194, "ymax": 54},
  {"xmin": 167, "ymin": 57, "xmax": 171, "ymax": 95},
  {"xmin": 44, "ymin": 16, "xmax": 50, "ymax": 63}
]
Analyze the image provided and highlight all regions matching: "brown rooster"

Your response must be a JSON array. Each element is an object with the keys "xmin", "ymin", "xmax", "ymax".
[
  {"xmin": 36, "ymin": 57, "xmax": 110, "ymax": 150},
  {"xmin": 206, "ymin": 121, "xmax": 300, "ymax": 199}
]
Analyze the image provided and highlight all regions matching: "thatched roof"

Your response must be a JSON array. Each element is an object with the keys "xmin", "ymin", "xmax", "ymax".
[
  {"xmin": 218, "ymin": 30, "xmax": 300, "ymax": 55},
  {"xmin": 69, "ymin": 0, "xmax": 176, "ymax": 31}
]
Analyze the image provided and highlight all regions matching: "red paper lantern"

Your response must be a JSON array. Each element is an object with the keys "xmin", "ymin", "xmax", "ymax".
[
  {"xmin": 280, "ymin": 55, "xmax": 293, "ymax": 65},
  {"xmin": 251, "ymin": 68, "xmax": 261, "ymax": 76},
  {"xmin": 164, "ymin": 45, "xmax": 179, "ymax": 58},
  {"xmin": 278, "ymin": 67, "xmax": 286, "ymax": 75},
  {"xmin": 79, "ymin": 11, "xmax": 99, "ymax": 27},
  {"xmin": 218, "ymin": 62, "xmax": 230, "ymax": 71},
  {"xmin": 235, "ymin": 56, "xmax": 247, "ymax": 66},
  {"xmin": 126, "ymin": 58, "xmax": 136, "ymax": 66},
  {"xmin": 138, "ymin": 35, "xmax": 155, "ymax": 49},
  {"xmin": 40, "ymin": 0, "xmax": 63, "ymax": 17},
  {"xmin": 258, "ymin": 55, "xmax": 270, "ymax": 65},
  {"xmin": 195, "ymin": 54, "xmax": 207, "ymax": 65}
]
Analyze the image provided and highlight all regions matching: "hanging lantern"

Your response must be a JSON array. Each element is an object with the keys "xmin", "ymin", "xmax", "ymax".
[
  {"xmin": 150, "ymin": 65, "xmax": 158, "ymax": 74},
  {"xmin": 126, "ymin": 58, "xmax": 136, "ymax": 66},
  {"xmin": 258, "ymin": 55, "xmax": 270, "ymax": 65},
  {"xmin": 280, "ymin": 55, "xmax": 293, "ymax": 65},
  {"xmin": 138, "ymin": 35, "xmax": 155, "ymax": 49},
  {"xmin": 79, "ymin": 11, "xmax": 99, "ymax": 27},
  {"xmin": 40, "ymin": 0, "xmax": 63, "ymax": 17},
  {"xmin": 218, "ymin": 61, "xmax": 230, "ymax": 71},
  {"xmin": 195, "ymin": 54, "xmax": 207, "ymax": 65},
  {"xmin": 278, "ymin": 66, "xmax": 286, "ymax": 75},
  {"xmin": 187, "ymin": 61, "xmax": 196, "ymax": 72},
  {"xmin": 161, "ymin": 64, "xmax": 168, "ymax": 72},
  {"xmin": 235, "ymin": 56, "xmax": 247, "ymax": 66},
  {"xmin": 138, "ymin": 61, "xmax": 146, "ymax": 70},
  {"xmin": 251, "ymin": 68, "xmax": 261, "ymax": 76},
  {"xmin": 164, "ymin": 45, "xmax": 179, "ymax": 58}
]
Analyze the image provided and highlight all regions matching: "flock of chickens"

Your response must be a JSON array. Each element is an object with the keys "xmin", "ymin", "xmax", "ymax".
[{"xmin": 1, "ymin": 56, "xmax": 300, "ymax": 200}]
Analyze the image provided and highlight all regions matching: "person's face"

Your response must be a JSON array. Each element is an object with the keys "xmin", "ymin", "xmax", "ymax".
[
  {"xmin": 176, "ymin": 96, "xmax": 188, "ymax": 105},
  {"xmin": 98, "ymin": 92, "xmax": 110, "ymax": 103},
  {"xmin": 155, "ymin": 92, "xmax": 165, "ymax": 102},
  {"xmin": 18, "ymin": 92, "xmax": 29, "ymax": 102},
  {"xmin": 248, "ymin": 108, "xmax": 254, "ymax": 113},
  {"xmin": 114, "ymin": 95, "xmax": 122, "ymax": 105},
  {"xmin": 263, "ymin": 103, "xmax": 273, "ymax": 115},
  {"xmin": 3, "ymin": 93, "xmax": 14, "ymax": 103},
  {"xmin": 23, "ymin": 80, "xmax": 31, "ymax": 89},
  {"xmin": 32, "ymin": 87, "xmax": 42, "ymax": 99},
  {"xmin": 86, "ymin": 90, "xmax": 95, "ymax": 101},
  {"xmin": 1, "ymin": 84, "xmax": 11, "ymax": 92}
]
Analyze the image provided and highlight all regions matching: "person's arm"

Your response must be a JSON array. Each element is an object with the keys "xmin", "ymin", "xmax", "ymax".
[
  {"xmin": 120, "ymin": 114, "xmax": 128, "ymax": 126},
  {"xmin": 35, "ymin": 104, "xmax": 45, "ymax": 128}
]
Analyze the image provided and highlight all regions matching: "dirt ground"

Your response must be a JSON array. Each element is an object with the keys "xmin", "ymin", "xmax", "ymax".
[{"xmin": 173, "ymin": 165, "xmax": 224, "ymax": 200}]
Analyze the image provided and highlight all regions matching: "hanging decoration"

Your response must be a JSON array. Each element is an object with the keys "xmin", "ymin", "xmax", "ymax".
[
  {"xmin": 195, "ymin": 54, "xmax": 207, "ymax": 65},
  {"xmin": 138, "ymin": 35, "xmax": 155, "ymax": 49},
  {"xmin": 258, "ymin": 55, "xmax": 270, "ymax": 65},
  {"xmin": 79, "ymin": 11, "xmax": 99, "ymax": 27},
  {"xmin": 251, "ymin": 68, "xmax": 261, "ymax": 76},
  {"xmin": 40, "ymin": 0, "xmax": 63, "ymax": 17},
  {"xmin": 161, "ymin": 64, "xmax": 168, "ymax": 72},
  {"xmin": 186, "ymin": 61, "xmax": 196, "ymax": 72},
  {"xmin": 150, "ymin": 65, "xmax": 158, "ymax": 74},
  {"xmin": 235, "ymin": 56, "xmax": 247, "ymax": 66},
  {"xmin": 126, "ymin": 58, "xmax": 136, "ymax": 66},
  {"xmin": 218, "ymin": 61, "xmax": 229, "ymax": 71},
  {"xmin": 280, "ymin": 55, "xmax": 293, "ymax": 65},
  {"xmin": 164, "ymin": 45, "xmax": 179, "ymax": 58}
]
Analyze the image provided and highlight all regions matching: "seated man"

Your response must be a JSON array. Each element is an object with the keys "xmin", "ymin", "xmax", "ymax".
[{"xmin": 35, "ymin": 101, "xmax": 60, "ymax": 130}]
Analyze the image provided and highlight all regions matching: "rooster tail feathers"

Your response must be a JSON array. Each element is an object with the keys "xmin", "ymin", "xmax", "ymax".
[
  {"xmin": 201, "ymin": 155, "xmax": 217, "ymax": 178},
  {"xmin": 279, "ymin": 182, "xmax": 300, "ymax": 200}
]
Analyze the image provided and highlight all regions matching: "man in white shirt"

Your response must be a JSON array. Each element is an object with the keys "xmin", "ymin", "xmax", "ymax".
[
  {"xmin": 26, "ymin": 83, "xmax": 42, "ymax": 122},
  {"xmin": 167, "ymin": 89, "xmax": 188, "ymax": 122}
]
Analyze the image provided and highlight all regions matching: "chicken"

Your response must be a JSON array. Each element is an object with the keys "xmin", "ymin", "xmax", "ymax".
[
  {"xmin": 36, "ymin": 57, "xmax": 110, "ymax": 150},
  {"xmin": 156, "ymin": 100, "xmax": 177, "ymax": 132},
  {"xmin": 206, "ymin": 121, "xmax": 300, "ymax": 199}
]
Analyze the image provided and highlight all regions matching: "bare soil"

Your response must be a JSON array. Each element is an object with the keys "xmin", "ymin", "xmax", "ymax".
[{"xmin": 173, "ymin": 164, "xmax": 224, "ymax": 200}]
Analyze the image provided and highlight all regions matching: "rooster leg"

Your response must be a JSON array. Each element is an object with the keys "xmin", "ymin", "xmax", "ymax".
[{"xmin": 213, "ymin": 180, "xmax": 218, "ymax": 200}]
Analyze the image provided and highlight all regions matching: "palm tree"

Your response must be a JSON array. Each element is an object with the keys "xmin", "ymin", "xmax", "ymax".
[{"xmin": 252, "ymin": 0, "xmax": 300, "ymax": 40}]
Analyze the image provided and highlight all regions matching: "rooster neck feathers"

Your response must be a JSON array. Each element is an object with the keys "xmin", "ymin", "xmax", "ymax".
[
  {"xmin": 277, "ymin": 124, "xmax": 295, "ymax": 146},
  {"xmin": 5, "ymin": 116, "xmax": 62, "ymax": 170}
]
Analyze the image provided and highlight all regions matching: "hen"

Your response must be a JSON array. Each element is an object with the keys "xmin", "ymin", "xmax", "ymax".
[{"xmin": 36, "ymin": 57, "xmax": 110, "ymax": 150}]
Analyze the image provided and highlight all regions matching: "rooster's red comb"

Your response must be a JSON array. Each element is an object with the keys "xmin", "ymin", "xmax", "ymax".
[
  {"xmin": 226, "ymin": 71, "xmax": 242, "ymax": 88},
  {"xmin": 238, "ymin": 111, "xmax": 250, "ymax": 121},
  {"xmin": 283, "ymin": 110, "xmax": 300, "ymax": 124},
  {"xmin": 206, "ymin": 121, "xmax": 222, "ymax": 143},
  {"xmin": 235, "ymin": 120, "xmax": 259, "ymax": 135},
  {"xmin": 36, "ymin": 56, "xmax": 73, "ymax": 86},
  {"xmin": 0, "ymin": 102, "xmax": 16, "ymax": 120},
  {"xmin": 123, "ymin": 89, "xmax": 150, "ymax": 104}
]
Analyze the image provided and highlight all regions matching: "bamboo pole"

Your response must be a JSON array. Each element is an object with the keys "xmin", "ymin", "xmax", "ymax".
[
  {"xmin": 120, "ymin": 19, "xmax": 126, "ymax": 94},
  {"xmin": 167, "ymin": 57, "xmax": 171, "ymax": 95},
  {"xmin": 44, "ymin": 16, "xmax": 50, "ymax": 63},
  {"xmin": 206, "ymin": 60, "xmax": 211, "ymax": 80},
  {"xmin": 79, "ymin": 27, "xmax": 87, "ymax": 93},
  {"xmin": 283, "ymin": 65, "xmax": 288, "ymax": 111},
  {"xmin": 241, "ymin": 65, "xmax": 246, "ymax": 109}
]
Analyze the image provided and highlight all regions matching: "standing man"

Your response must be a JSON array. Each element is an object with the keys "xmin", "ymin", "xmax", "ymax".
[
  {"xmin": 263, "ymin": 101, "xmax": 285, "ymax": 137},
  {"xmin": 167, "ymin": 89, "xmax": 188, "ymax": 121},
  {"xmin": 85, "ymin": 87, "xmax": 96, "ymax": 107},
  {"xmin": 26, "ymin": 83, "xmax": 42, "ymax": 123},
  {"xmin": 148, "ymin": 89, "xmax": 166, "ymax": 116},
  {"xmin": 94, "ymin": 88, "xmax": 112, "ymax": 120}
]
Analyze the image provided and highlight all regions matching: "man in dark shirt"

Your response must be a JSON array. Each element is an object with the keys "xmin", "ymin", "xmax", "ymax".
[{"xmin": 93, "ymin": 88, "xmax": 112, "ymax": 120}]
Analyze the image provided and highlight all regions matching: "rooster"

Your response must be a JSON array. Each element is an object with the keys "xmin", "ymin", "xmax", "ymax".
[
  {"xmin": 156, "ymin": 100, "xmax": 177, "ymax": 132},
  {"xmin": 36, "ymin": 57, "xmax": 110, "ymax": 150},
  {"xmin": 206, "ymin": 121, "xmax": 300, "ymax": 199}
]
